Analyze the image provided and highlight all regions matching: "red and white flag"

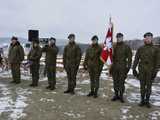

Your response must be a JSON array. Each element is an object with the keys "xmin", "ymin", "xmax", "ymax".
[{"xmin": 100, "ymin": 18, "xmax": 113, "ymax": 65}]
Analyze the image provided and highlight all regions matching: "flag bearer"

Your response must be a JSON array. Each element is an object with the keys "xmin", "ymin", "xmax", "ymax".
[{"xmin": 110, "ymin": 33, "xmax": 132, "ymax": 103}]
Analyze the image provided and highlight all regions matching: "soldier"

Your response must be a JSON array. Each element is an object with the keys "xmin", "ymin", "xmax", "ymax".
[
  {"xmin": 8, "ymin": 36, "xmax": 24, "ymax": 84},
  {"xmin": 42, "ymin": 37, "xmax": 59, "ymax": 90},
  {"xmin": 133, "ymin": 32, "xmax": 159, "ymax": 108},
  {"xmin": 63, "ymin": 34, "xmax": 82, "ymax": 95},
  {"xmin": 110, "ymin": 33, "xmax": 132, "ymax": 103},
  {"xmin": 0, "ymin": 48, "xmax": 3, "ymax": 67},
  {"xmin": 28, "ymin": 40, "xmax": 42, "ymax": 87},
  {"xmin": 83, "ymin": 35, "xmax": 103, "ymax": 98}
]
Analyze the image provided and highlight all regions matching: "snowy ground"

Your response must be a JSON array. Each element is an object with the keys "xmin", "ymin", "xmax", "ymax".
[{"xmin": 0, "ymin": 65, "xmax": 160, "ymax": 120}]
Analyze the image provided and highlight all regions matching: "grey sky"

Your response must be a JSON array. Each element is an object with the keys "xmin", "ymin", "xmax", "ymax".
[{"xmin": 0, "ymin": 0, "xmax": 159, "ymax": 43}]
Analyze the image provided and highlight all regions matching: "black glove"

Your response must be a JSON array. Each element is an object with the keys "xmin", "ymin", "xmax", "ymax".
[
  {"xmin": 152, "ymin": 70, "xmax": 157, "ymax": 80},
  {"xmin": 133, "ymin": 69, "xmax": 138, "ymax": 78}
]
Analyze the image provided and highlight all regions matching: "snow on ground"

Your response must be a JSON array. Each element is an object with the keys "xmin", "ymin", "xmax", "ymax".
[
  {"xmin": 0, "ymin": 83, "xmax": 32, "ymax": 120},
  {"xmin": 126, "ymin": 78, "xmax": 160, "ymax": 107},
  {"xmin": 149, "ymin": 111, "xmax": 160, "ymax": 120},
  {"xmin": 56, "ymin": 71, "xmax": 67, "ymax": 78},
  {"xmin": 0, "ymin": 60, "xmax": 160, "ymax": 119},
  {"xmin": 64, "ymin": 111, "xmax": 85, "ymax": 119},
  {"xmin": 157, "ymin": 71, "xmax": 160, "ymax": 77},
  {"xmin": 1, "ymin": 67, "xmax": 160, "ymax": 108}
]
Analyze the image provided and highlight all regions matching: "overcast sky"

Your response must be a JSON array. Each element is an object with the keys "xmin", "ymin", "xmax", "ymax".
[{"xmin": 0, "ymin": 0, "xmax": 159, "ymax": 43}]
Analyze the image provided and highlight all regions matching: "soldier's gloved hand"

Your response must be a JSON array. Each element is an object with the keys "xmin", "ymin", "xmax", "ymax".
[
  {"xmin": 151, "ymin": 70, "xmax": 157, "ymax": 80},
  {"xmin": 133, "ymin": 69, "xmax": 138, "ymax": 78}
]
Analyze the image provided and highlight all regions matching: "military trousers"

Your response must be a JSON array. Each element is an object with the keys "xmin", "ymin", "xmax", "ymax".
[
  {"xmin": 46, "ymin": 65, "xmax": 56, "ymax": 88},
  {"xmin": 11, "ymin": 63, "xmax": 21, "ymax": 83},
  {"xmin": 88, "ymin": 66, "xmax": 101, "ymax": 93},
  {"xmin": 30, "ymin": 63, "xmax": 40, "ymax": 86},
  {"xmin": 112, "ymin": 68, "xmax": 127, "ymax": 96},
  {"xmin": 66, "ymin": 66, "xmax": 78, "ymax": 91},
  {"xmin": 139, "ymin": 69, "xmax": 153, "ymax": 102}
]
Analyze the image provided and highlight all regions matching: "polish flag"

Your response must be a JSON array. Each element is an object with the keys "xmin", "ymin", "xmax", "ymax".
[{"xmin": 100, "ymin": 18, "xmax": 113, "ymax": 65}]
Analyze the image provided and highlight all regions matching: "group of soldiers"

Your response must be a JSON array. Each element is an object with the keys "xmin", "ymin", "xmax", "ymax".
[{"xmin": 6, "ymin": 32, "xmax": 159, "ymax": 108}]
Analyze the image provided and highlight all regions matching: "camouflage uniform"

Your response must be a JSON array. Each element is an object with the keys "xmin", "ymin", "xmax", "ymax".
[
  {"xmin": 84, "ymin": 43, "xmax": 103, "ymax": 97},
  {"xmin": 110, "ymin": 42, "xmax": 132, "ymax": 101},
  {"xmin": 133, "ymin": 44, "xmax": 159, "ymax": 105},
  {"xmin": 63, "ymin": 42, "xmax": 81, "ymax": 93},
  {"xmin": 28, "ymin": 43, "xmax": 42, "ymax": 86},
  {"xmin": 42, "ymin": 44, "xmax": 59, "ymax": 90},
  {"xmin": 8, "ymin": 41, "xmax": 24, "ymax": 83}
]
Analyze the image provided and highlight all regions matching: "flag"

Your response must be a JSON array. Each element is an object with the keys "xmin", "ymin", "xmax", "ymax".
[{"xmin": 100, "ymin": 18, "xmax": 113, "ymax": 64}]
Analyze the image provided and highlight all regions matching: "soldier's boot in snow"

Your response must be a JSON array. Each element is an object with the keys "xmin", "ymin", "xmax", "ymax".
[
  {"xmin": 87, "ymin": 91, "xmax": 94, "ymax": 97},
  {"xmin": 93, "ymin": 88, "xmax": 98, "ymax": 98},
  {"xmin": 111, "ymin": 91, "xmax": 119, "ymax": 101},
  {"xmin": 139, "ymin": 95, "xmax": 145, "ymax": 107},
  {"xmin": 119, "ymin": 92, "xmax": 125, "ymax": 103}
]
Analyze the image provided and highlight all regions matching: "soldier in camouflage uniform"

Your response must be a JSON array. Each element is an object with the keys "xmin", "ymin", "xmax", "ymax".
[
  {"xmin": 0, "ymin": 48, "xmax": 3, "ymax": 66},
  {"xmin": 28, "ymin": 40, "xmax": 42, "ymax": 87},
  {"xmin": 133, "ymin": 32, "xmax": 159, "ymax": 108},
  {"xmin": 8, "ymin": 36, "xmax": 25, "ymax": 84},
  {"xmin": 63, "ymin": 34, "xmax": 82, "ymax": 95},
  {"xmin": 83, "ymin": 35, "xmax": 103, "ymax": 98},
  {"xmin": 42, "ymin": 38, "xmax": 59, "ymax": 90},
  {"xmin": 110, "ymin": 33, "xmax": 132, "ymax": 103}
]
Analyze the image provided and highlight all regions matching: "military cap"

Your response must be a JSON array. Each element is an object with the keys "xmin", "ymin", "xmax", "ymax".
[
  {"xmin": 116, "ymin": 33, "xmax": 124, "ymax": 38},
  {"xmin": 144, "ymin": 32, "xmax": 153, "ymax": 38},
  {"xmin": 68, "ymin": 34, "xmax": 75, "ymax": 39},
  {"xmin": 91, "ymin": 35, "xmax": 99, "ymax": 41},
  {"xmin": 50, "ymin": 37, "xmax": 56, "ymax": 42},
  {"xmin": 11, "ymin": 36, "xmax": 18, "ymax": 41}
]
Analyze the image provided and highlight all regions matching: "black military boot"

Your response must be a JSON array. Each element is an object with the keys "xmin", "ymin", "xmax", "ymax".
[
  {"xmin": 87, "ymin": 88, "xmax": 95, "ymax": 97},
  {"xmin": 145, "ymin": 95, "xmax": 151, "ymax": 108},
  {"xmin": 93, "ymin": 93, "xmax": 98, "ymax": 98},
  {"xmin": 15, "ymin": 81, "xmax": 21, "ymax": 84},
  {"xmin": 29, "ymin": 84, "xmax": 34, "ymax": 87},
  {"xmin": 70, "ymin": 91, "xmax": 75, "ymax": 95},
  {"xmin": 120, "ymin": 96, "xmax": 125, "ymax": 103},
  {"xmin": 111, "ymin": 91, "xmax": 119, "ymax": 101},
  {"xmin": 69, "ymin": 88, "xmax": 75, "ymax": 95},
  {"xmin": 119, "ymin": 92, "xmax": 125, "ymax": 103},
  {"xmin": 50, "ymin": 87, "xmax": 56, "ymax": 90},
  {"xmin": 145, "ymin": 101, "xmax": 151, "ymax": 108},
  {"xmin": 93, "ymin": 88, "xmax": 98, "ymax": 98},
  {"xmin": 87, "ymin": 91, "xmax": 94, "ymax": 97},
  {"xmin": 49, "ymin": 83, "xmax": 56, "ymax": 90},
  {"xmin": 29, "ymin": 84, "xmax": 38, "ymax": 87},
  {"xmin": 64, "ymin": 89, "xmax": 70, "ymax": 94},
  {"xmin": 46, "ymin": 86, "xmax": 51, "ymax": 89},
  {"xmin": 139, "ymin": 95, "xmax": 145, "ymax": 107},
  {"xmin": 138, "ymin": 100, "xmax": 145, "ymax": 107},
  {"xmin": 10, "ymin": 81, "xmax": 16, "ymax": 83}
]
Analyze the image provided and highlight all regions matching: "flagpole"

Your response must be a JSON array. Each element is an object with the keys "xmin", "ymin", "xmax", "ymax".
[{"xmin": 108, "ymin": 16, "xmax": 113, "ymax": 76}]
